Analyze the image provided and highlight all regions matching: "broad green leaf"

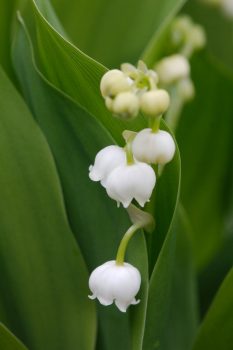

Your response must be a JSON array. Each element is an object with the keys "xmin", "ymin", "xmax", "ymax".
[
  {"xmin": 142, "ymin": 147, "xmax": 181, "ymax": 349},
  {"xmin": 51, "ymin": 0, "xmax": 187, "ymax": 67},
  {"xmin": 162, "ymin": 206, "xmax": 199, "ymax": 350},
  {"xmin": 192, "ymin": 268, "xmax": 233, "ymax": 350},
  {"xmin": 0, "ymin": 66, "xmax": 95, "ymax": 350},
  {"xmin": 13, "ymin": 16, "xmax": 148, "ymax": 350},
  {"xmin": 30, "ymin": 0, "xmax": 145, "ymax": 145},
  {"xmin": 176, "ymin": 53, "xmax": 233, "ymax": 270},
  {"xmin": 0, "ymin": 324, "xmax": 28, "ymax": 350}
]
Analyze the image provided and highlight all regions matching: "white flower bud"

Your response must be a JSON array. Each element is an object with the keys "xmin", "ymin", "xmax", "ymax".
[
  {"xmin": 89, "ymin": 260, "xmax": 141, "ymax": 312},
  {"xmin": 112, "ymin": 92, "xmax": 139, "ymax": 119},
  {"xmin": 100, "ymin": 69, "xmax": 132, "ymax": 98},
  {"xmin": 222, "ymin": 0, "xmax": 233, "ymax": 17},
  {"xmin": 89, "ymin": 145, "xmax": 125, "ymax": 185},
  {"xmin": 105, "ymin": 162, "xmax": 156, "ymax": 208},
  {"xmin": 189, "ymin": 25, "xmax": 206, "ymax": 50},
  {"xmin": 177, "ymin": 78, "xmax": 195, "ymax": 101},
  {"xmin": 132, "ymin": 128, "xmax": 175, "ymax": 165},
  {"xmin": 155, "ymin": 54, "xmax": 190, "ymax": 85},
  {"xmin": 140, "ymin": 89, "xmax": 170, "ymax": 117}
]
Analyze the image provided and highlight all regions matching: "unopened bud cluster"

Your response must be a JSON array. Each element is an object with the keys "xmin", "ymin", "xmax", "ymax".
[
  {"xmin": 154, "ymin": 15, "xmax": 206, "ymax": 103},
  {"xmin": 100, "ymin": 61, "xmax": 170, "ymax": 120}
]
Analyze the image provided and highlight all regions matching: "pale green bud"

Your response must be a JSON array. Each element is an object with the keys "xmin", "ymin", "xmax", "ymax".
[
  {"xmin": 177, "ymin": 78, "xmax": 195, "ymax": 102},
  {"xmin": 112, "ymin": 92, "xmax": 139, "ymax": 119},
  {"xmin": 100, "ymin": 69, "xmax": 132, "ymax": 98},
  {"xmin": 155, "ymin": 54, "xmax": 190, "ymax": 86},
  {"xmin": 189, "ymin": 25, "xmax": 206, "ymax": 50},
  {"xmin": 140, "ymin": 90, "xmax": 170, "ymax": 117}
]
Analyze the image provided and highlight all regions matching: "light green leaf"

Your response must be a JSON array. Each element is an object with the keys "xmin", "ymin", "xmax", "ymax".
[
  {"xmin": 162, "ymin": 206, "xmax": 199, "ymax": 350},
  {"xmin": 50, "ymin": 0, "xmax": 187, "ymax": 67},
  {"xmin": 13, "ymin": 15, "xmax": 148, "ymax": 350},
  {"xmin": 0, "ymin": 66, "xmax": 95, "ymax": 350},
  {"xmin": 0, "ymin": 323, "xmax": 28, "ymax": 350},
  {"xmin": 192, "ymin": 268, "xmax": 233, "ymax": 350},
  {"xmin": 30, "ymin": 0, "xmax": 145, "ymax": 144},
  {"xmin": 142, "ymin": 136, "xmax": 181, "ymax": 348}
]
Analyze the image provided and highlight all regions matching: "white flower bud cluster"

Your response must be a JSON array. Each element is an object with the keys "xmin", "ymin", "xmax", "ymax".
[
  {"xmin": 171, "ymin": 15, "xmax": 206, "ymax": 56},
  {"xmin": 100, "ymin": 61, "xmax": 170, "ymax": 119},
  {"xmin": 154, "ymin": 16, "xmax": 206, "ymax": 104}
]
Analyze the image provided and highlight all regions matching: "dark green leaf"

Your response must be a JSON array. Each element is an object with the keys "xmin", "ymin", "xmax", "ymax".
[
  {"xmin": 13, "ymin": 15, "xmax": 149, "ymax": 350},
  {"xmin": 0, "ymin": 66, "xmax": 95, "ymax": 350},
  {"xmin": 50, "ymin": 0, "xmax": 187, "ymax": 67},
  {"xmin": 0, "ymin": 323, "xmax": 28, "ymax": 350},
  {"xmin": 192, "ymin": 268, "xmax": 233, "ymax": 350}
]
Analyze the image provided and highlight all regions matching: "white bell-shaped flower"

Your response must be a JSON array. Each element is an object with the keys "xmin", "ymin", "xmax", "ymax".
[
  {"xmin": 104, "ymin": 161, "xmax": 156, "ymax": 208},
  {"xmin": 89, "ymin": 260, "xmax": 141, "ymax": 312},
  {"xmin": 100, "ymin": 69, "xmax": 133, "ymax": 98},
  {"xmin": 132, "ymin": 128, "xmax": 175, "ymax": 165},
  {"xmin": 155, "ymin": 54, "xmax": 190, "ymax": 85},
  {"xmin": 89, "ymin": 145, "xmax": 125, "ymax": 185}
]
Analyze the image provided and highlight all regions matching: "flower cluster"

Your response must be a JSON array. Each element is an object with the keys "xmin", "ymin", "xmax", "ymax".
[
  {"xmin": 155, "ymin": 15, "xmax": 206, "ymax": 103},
  {"xmin": 88, "ymin": 58, "xmax": 176, "ymax": 312},
  {"xmin": 100, "ymin": 61, "xmax": 170, "ymax": 120}
]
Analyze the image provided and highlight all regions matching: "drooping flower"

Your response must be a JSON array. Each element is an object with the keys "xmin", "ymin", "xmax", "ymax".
[
  {"xmin": 132, "ymin": 128, "xmax": 175, "ymax": 164},
  {"xmin": 104, "ymin": 161, "xmax": 156, "ymax": 208},
  {"xmin": 89, "ymin": 145, "xmax": 125, "ymax": 185},
  {"xmin": 88, "ymin": 260, "xmax": 141, "ymax": 312}
]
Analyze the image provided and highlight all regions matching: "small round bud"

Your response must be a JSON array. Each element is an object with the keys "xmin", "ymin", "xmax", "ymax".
[
  {"xmin": 112, "ymin": 92, "xmax": 139, "ymax": 119},
  {"xmin": 155, "ymin": 54, "xmax": 190, "ymax": 85},
  {"xmin": 140, "ymin": 90, "xmax": 170, "ymax": 117},
  {"xmin": 100, "ymin": 69, "xmax": 132, "ymax": 98},
  {"xmin": 177, "ymin": 78, "xmax": 195, "ymax": 101},
  {"xmin": 171, "ymin": 15, "xmax": 193, "ymax": 46},
  {"xmin": 105, "ymin": 97, "xmax": 113, "ymax": 111},
  {"xmin": 189, "ymin": 25, "xmax": 206, "ymax": 50}
]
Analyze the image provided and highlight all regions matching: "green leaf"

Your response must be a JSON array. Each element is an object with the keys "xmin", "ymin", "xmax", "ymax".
[
  {"xmin": 0, "ymin": 324, "xmax": 28, "ymax": 350},
  {"xmin": 142, "ymin": 136, "xmax": 181, "ymax": 348},
  {"xmin": 176, "ymin": 53, "xmax": 233, "ymax": 270},
  {"xmin": 50, "ymin": 0, "xmax": 187, "ymax": 67},
  {"xmin": 0, "ymin": 66, "xmax": 95, "ymax": 349},
  {"xmin": 192, "ymin": 268, "xmax": 233, "ymax": 350},
  {"xmin": 162, "ymin": 206, "xmax": 199, "ymax": 350},
  {"xmin": 13, "ymin": 15, "xmax": 148, "ymax": 350},
  {"xmin": 30, "ymin": 0, "xmax": 145, "ymax": 144}
]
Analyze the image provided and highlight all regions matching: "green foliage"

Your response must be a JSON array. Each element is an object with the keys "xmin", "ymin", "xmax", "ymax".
[
  {"xmin": 193, "ymin": 268, "xmax": 233, "ymax": 350},
  {"xmin": 0, "ymin": 324, "xmax": 28, "ymax": 350},
  {"xmin": 0, "ymin": 0, "xmax": 232, "ymax": 349}
]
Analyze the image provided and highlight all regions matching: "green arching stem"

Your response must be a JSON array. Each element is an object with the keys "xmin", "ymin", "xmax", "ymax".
[
  {"xmin": 116, "ymin": 224, "xmax": 141, "ymax": 265},
  {"xmin": 149, "ymin": 115, "xmax": 161, "ymax": 133},
  {"xmin": 124, "ymin": 134, "xmax": 135, "ymax": 165}
]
